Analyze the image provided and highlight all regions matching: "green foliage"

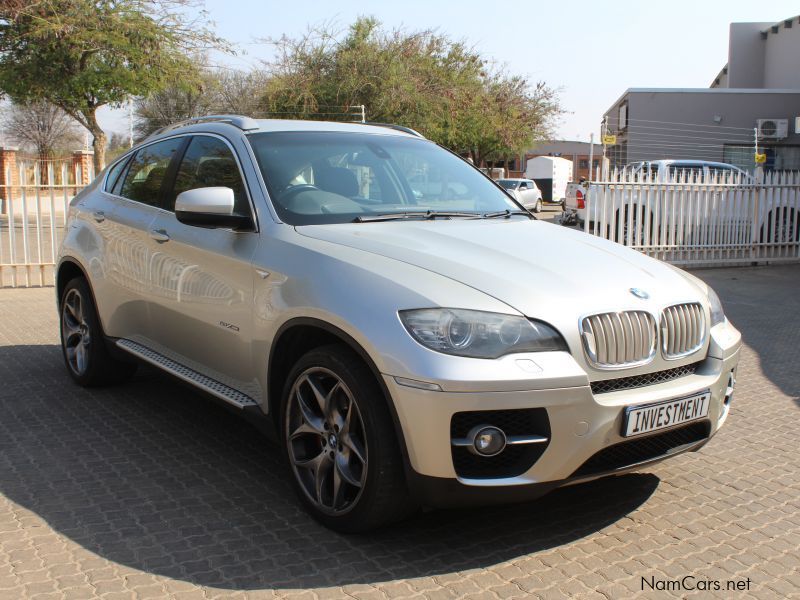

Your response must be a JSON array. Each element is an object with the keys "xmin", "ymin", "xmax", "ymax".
[
  {"xmin": 263, "ymin": 18, "xmax": 563, "ymax": 165},
  {"xmin": 0, "ymin": 0, "xmax": 222, "ymax": 168}
]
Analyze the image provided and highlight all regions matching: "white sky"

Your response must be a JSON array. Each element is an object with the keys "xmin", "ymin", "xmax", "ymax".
[{"xmin": 98, "ymin": 0, "xmax": 799, "ymax": 142}]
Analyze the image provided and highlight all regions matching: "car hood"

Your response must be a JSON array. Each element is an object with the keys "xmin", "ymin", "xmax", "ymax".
[{"xmin": 296, "ymin": 219, "xmax": 705, "ymax": 320}]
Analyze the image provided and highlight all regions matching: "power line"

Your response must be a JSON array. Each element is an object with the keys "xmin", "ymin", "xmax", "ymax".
[
  {"xmin": 619, "ymin": 140, "xmax": 751, "ymax": 150},
  {"xmin": 606, "ymin": 117, "xmax": 759, "ymax": 132},
  {"xmin": 620, "ymin": 127, "xmax": 755, "ymax": 141}
]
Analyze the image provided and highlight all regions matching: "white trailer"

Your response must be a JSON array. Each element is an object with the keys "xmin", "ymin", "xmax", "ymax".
[{"xmin": 525, "ymin": 156, "xmax": 573, "ymax": 206}]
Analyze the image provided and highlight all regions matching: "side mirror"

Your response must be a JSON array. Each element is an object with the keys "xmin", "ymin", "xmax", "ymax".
[{"xmin": 175, "ymin": 187, "xmax": 253, "ymax": 230}]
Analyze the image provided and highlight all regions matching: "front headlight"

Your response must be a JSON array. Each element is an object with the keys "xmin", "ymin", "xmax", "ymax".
[
  {"xmin": 399, "ymin": 308, "xmax": 567, "ymax": 358},
  {"xmin": 707, "ymin": 286, "xmax": 726, "ymax": 326}
]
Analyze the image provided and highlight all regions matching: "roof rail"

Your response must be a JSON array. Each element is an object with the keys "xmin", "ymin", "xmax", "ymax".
[
  {"xmin": 363, "ymin": 122, "xmax": 425, "ymax": 138},
  {"xmin": 151, "ymin": 114, "xmax": 260, "ymax": 137}
]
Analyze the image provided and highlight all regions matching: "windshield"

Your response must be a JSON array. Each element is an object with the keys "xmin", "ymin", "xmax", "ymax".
[
  {"xmin": 247, "ymin": 131, "xmax": 520, "ymax": 224},
  {"xmin": 497, "ymin": 180, "xmax": 519, "ymax": 190}
]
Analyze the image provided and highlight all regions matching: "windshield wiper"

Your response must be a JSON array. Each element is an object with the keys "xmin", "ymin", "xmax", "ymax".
[
  {"xmin": 482, "ymin": 209, "xmax": 534, "ymax": 219},
  {"xmin": 354, "ymin": 211, "xmax": 482, "ymax": 223}
]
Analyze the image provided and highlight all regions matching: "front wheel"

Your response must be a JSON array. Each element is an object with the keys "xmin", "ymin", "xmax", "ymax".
[{"xmin": 281, "ymin": 345, "xmax": 413, "ymax": 532}]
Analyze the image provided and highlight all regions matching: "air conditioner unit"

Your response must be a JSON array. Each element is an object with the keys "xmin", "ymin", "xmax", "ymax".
[{"xmin": 757, "ymin": 118, "xmax": 788, "ymax": 140}]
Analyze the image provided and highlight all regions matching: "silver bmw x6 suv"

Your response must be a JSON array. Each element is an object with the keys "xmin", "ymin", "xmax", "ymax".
[{"xmin": 57, "ymin": 116, "xmax": 741, "ymax": 532}]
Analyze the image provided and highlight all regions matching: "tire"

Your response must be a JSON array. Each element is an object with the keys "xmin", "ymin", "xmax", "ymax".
[
  {"xmin": 59, "ymin": 277, "xmax": 137, "ymax": 386},
  {"xmin": 280, "ymin": 344, "xmax": 413, "ymax": 532},
  {"xmin": 614, "ymin": 208, "xmax": 652, "ymax": 246},
  {"xmin": 534, "ymin": 200, "xmax": 543, "ymax": 213},
  {"xmin": 761, "ymin": 209, "xmax": 799, "ymax": 243}
]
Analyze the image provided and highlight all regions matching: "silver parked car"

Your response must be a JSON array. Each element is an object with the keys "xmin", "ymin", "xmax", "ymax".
[
  {"xmin": 497, "ymin": 178, "xmax": 543, "ymax": 213},
  {"xmin": 57, "ymin": 116, "xmax": 741, "ymax": 532}
]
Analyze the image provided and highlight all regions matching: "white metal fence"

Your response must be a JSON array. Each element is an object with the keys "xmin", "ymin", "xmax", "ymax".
[
  {"xmin": 583, "ymin": 169, "xmax": 800, "ymax": 266},
  {"xmin": 1, "ymin": 159, "xmax": 89, "ymax": 287},
  {"xmin": 3, "ymin": 158, "xmax": 800, "ymax": 288}
]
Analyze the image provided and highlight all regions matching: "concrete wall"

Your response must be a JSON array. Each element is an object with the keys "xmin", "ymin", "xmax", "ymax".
[
  {"xmin": 764, "ymin": 19, "xmax": 800, "ymax": 89},
  {"xmin": 727, "ymin": 22, "xmax": 769, "ymax": 88},
  {"xmin": 719, "ymin": 18, "xmax": 800, "ymax": 89}
]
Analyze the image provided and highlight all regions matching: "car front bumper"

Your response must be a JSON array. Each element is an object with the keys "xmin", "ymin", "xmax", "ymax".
[{"xmin": 383, "ymin": 323, "xmax": 741, "ymax": 507}]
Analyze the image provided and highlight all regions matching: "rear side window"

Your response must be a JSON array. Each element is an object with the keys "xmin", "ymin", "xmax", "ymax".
[
  {"xmin": 118, "ymin": 138, "xmax": 184, "ymax": 207},
  {"xmin": 104, "ymin": 156, "xmax": 129, "ymax": 193},
  {"xmin": 167, "ymin": 136, "xmax": 249, "ymax": 215}
]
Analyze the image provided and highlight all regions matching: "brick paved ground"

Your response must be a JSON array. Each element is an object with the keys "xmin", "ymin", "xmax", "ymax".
[{"xmin": 0, "ymin": 266, "xmax": 798, "ymax": 600}]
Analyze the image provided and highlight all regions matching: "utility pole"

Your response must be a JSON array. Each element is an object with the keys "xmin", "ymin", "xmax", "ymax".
[
  {"xmin": 754, "ymin": 126, "xmax": 764, "ymax": 183},
  {"xmin": 129, "ymin": 98, "xmax": 134, "ymax": 148},
  {"xmin": 601, "ymin": 117, "xmax": 608, "ymax": 179},
  {"xmin": 588, "ymin": 133, "xmax": 595, "ymax": 182},
  {"xmin": 754, "ymin": 126, "xmax": 759, "ymax": 159}
]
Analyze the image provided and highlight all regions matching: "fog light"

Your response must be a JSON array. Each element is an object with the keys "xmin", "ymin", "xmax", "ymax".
[{"xmin": 468, "ymin": 425, "xmax": 507, "ymax": 456}]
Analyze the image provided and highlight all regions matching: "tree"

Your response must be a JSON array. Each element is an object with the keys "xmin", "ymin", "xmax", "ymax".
[
  {"xmin": 133, "ymin": 66, "xmax": 267, "ymax": 138},
  {"xmin": 262, "ymin": 18, "xmax": 563, "ymax": 165},
  {"xmin": 0, "ymin": 100, "xmax": 83, "ymax": 159},
  {"xmin": 106, "ymin": 130, "xmax": 131, "ymax": 161},
  {"xmin": 0, "ymin": 0, "xmax": 224, "ymax": 172}
]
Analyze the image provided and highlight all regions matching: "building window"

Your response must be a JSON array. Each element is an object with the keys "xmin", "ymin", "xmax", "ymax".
[
  {"xmin": 579, "ymin": 159, "xmax": 588, "ymax": 169},
  {"xmin": 592, "ymin": 160, "xmax": 599, "ymax": 168},
  {"xmin": 618, "ymin": 103, "xmax": 628, "ymax": 130}
]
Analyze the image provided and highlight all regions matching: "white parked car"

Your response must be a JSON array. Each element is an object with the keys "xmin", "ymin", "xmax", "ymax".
[
  {"xmin": 497, "ymin": 178, "xmax": 543, "ymax": 212},
  {"xmin": 56, "ymin": 117, "xmax": 741, "ymax": 532},
  {"xmin": 626, "ymin": 160, "xmax": 753, "ymax": 183}
]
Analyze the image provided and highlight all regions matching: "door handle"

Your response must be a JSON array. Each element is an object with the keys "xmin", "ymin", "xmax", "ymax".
[
  {"xmin": 149, "ymin": 229, "xmax": 170, "ymax": 243},
  {"xmin": 92, "ymin": 210, "xmax": 105, "ymax": 223}
]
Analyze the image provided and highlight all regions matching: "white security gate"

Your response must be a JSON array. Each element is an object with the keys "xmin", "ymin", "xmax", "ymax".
[
  {"xmin": 0, "ymin": 159, "xmax": 89, "ymax": 287},
  {"xmin": 583, "ymin": 170, "xmax": 800, "ymax": 266}
]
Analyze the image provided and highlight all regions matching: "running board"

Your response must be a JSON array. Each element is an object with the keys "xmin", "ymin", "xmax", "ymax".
[{"xmin": 116, "ymin": 339, "xmax": 258, "ymax": 409}]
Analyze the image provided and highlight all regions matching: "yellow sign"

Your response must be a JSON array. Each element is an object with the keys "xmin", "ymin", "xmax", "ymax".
[
  {"xmin": 602, "ymin": 135, "xmax": 617, "ymax": 145},
  {"xmin": 755, "ymin": 153, "xmax": 766, "ymax": 164}
]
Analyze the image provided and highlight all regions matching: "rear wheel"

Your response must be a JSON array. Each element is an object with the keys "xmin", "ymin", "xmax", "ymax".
[
  {"xmin": 281, "ymin": 344, "xmax": 413, "ymax": 532},
  {"xmin": 534, "ymin": 199, "xmax": 543, "ymax": 213},
  {"xmin": 59, "ymin": 277, "xmax": 137, "ymax": 386},
  {"xmin": 762, "ymin": 209, "xmax": 799, "ymax": 243},
  {"xmin": 614, "ymin": 208, "xmax": 652, "ymax": 246}
]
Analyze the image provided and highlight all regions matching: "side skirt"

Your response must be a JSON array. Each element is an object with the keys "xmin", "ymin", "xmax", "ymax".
[{"xmin": 116, "ymin": 338, "xmax": 258, "ymax": 410}]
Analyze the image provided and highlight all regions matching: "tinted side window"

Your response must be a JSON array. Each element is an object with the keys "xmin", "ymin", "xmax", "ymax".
[
  {"xmin": 104, "ymin": 156, "xmax": 130, "ymax": 193},
  {"xmin": 119, "ymin": 138, "xmax": 184, "ymax": 207},
  {"xmin": 168, "ymin": 136, "xmax": 248, "ymax": 214}
]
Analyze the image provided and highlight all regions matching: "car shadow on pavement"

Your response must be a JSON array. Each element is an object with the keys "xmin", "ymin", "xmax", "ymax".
[
  {"xmin": 0, "ymin": 344, "xmax": 658, "ymax": 591},
  {"xmin": 692, "ymin": 265, "xmax": 800, "ymax": 408}
]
